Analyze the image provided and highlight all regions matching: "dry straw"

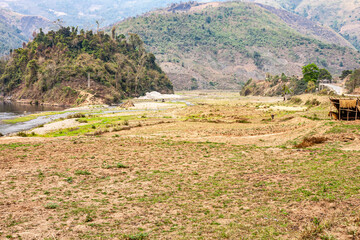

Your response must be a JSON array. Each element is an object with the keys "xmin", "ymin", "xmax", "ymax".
[{"xmin": 339, "ymin": 99, "xmax": 357, "ymax": 108}]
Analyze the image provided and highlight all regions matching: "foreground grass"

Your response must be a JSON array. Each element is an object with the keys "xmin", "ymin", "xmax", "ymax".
[
  {"xmin": 1, "ymin": 94, "xmax": 359, "ymax": 239},
  {"xmin": 1, "ymin": 136, "xmax": 360, "ymax": 239}
]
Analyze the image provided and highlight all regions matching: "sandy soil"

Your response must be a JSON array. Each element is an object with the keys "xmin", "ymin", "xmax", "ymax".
[{"xmin": 29, "ymin": 119, "xmax": 88, "ymax": 135}]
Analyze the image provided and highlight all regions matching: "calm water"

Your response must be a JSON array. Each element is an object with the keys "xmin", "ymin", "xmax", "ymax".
[{"xmin": 0, "ymin": 102, "xmax": 65, "ymax": 135}]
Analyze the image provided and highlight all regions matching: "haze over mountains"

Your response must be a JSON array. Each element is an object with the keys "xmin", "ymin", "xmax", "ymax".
[
  {"xmin": 0, "ymin": 0, "xmax": 183, "ymax": 27},
  {"xmin": 0, "ymin": 8, "xmax": 53, "ymax": 55}
]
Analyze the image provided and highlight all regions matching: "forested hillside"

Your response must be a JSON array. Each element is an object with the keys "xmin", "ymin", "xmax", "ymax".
[
  {"xmin": 113, "ymin": 2, "xmax": 360, "ymax": 90},
  {"xmin": 0, "ymin": 27, "xmax": 173, "ymax": 105}
]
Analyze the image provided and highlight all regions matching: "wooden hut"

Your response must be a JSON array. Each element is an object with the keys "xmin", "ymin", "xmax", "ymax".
[{"xmin": 329, "ymin": 98, "xmax": 360, "ymax": 121}]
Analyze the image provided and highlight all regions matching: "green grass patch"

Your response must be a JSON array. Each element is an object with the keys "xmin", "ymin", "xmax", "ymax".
[
  {"xmin": 40, "ymin": 115, "xmax": 137, "ymax": 137},
  {"xmin": 326, "ymin": 123, "xmax": 360, "ymax": 134}
]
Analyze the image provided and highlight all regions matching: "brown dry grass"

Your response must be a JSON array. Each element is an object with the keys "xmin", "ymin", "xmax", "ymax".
[
  {"xmin": 295, "ymin": 137, "xmax": 328, "ymax": 148},
  {"xmin": 0, "ymin": 93, "xmax": 360, "ymax": 239}
]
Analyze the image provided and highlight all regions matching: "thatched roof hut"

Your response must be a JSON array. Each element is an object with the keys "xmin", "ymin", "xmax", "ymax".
[{"xmin": 329, "ymin": 98, "xmax": 360, "ymax": 121}]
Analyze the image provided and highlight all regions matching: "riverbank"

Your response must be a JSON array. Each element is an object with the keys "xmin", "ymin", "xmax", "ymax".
[
  {"xmin": 0, "ymin": 100, "xmax": 187, "ymax": 136},
  {"xmin": 0, "ymin": 91, "xmax": 188, "ymax": 136}
]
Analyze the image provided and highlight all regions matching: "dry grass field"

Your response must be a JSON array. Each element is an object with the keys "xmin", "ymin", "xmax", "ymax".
[{"xmin": 1, "ymin": 92, "xmax": 360, "ymax": 239}]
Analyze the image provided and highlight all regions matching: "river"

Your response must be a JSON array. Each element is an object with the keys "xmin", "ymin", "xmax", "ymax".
[{"xmin": 0, "ymin": 102, "xmax": 65, "ymax": 136}]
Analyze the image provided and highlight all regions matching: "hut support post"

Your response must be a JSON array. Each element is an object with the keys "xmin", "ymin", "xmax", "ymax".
[
  {"xmin": 356, "ymin": 99, "xmax": 359, "ymax": 120},
  {"xmin": 339, "ymin": 106, "xmax": 341, "ymax": 121},
  {"xmin": 347, "ymin": 110, "xmax": 349, "ymax": 121}
]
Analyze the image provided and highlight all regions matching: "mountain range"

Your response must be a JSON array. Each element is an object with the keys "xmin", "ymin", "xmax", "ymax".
[
  {"xmin": 0, "ymin": 0, "xmax": 183, "ymax": 27},
  {"xmin": 0, "ymin": 0, "xmax": 360, "ymax": 90},
  {"xmin": 112, "ymin": 1, "xmax": 360, "ymax": 90}
]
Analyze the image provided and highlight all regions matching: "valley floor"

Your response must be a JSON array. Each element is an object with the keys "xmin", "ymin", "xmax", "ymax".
[{"xmin": 1, "ymin": 92, "xmax": 360, "ymax": 239}]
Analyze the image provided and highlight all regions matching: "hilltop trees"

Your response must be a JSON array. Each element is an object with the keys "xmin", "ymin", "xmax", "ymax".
[{"xmin": 0, "ymin": 27, "xmax": 173, "ymax": 104}]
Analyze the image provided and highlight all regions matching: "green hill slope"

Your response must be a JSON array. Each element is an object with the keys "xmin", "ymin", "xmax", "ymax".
[
  {"xmin": 242, "ymin": 0, "xmax": 360, "ymax": 51},
  {"xmin": 0, "ymin": 27, "xmax": 173, "ymax": 105},
  {"xmin": 112, "ymin": 2, "xmax": 360, "ymax": 90},
  {"xmin": 294, "ymin": 0, "xmax": 360, "ymax": 51}
]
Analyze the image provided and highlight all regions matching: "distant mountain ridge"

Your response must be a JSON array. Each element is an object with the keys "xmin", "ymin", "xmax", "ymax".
[
  {"xmin": 0, "ymin": 0, "xmax": 182, "ymax": 27},
  {"xmin": 0, "ymin": 8, "xmax": 53, "ymax": 55},
  {"xmin": 112, "ymin": 1, "xmax": 360, "ymax": 90}
]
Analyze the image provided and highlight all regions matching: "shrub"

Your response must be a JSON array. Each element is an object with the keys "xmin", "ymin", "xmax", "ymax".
[
  {"xmin": 16, "ymin": 132, "xmax": 28, "ymax": 137},
  {"xmin": 76, "ymin": 119, "xmax": 88, "ymax": 123},
  {"xmin": 45, "ymin": 203, "xmax": 59, "ymax": 209},
  {"xmin": 295, "ymin": 137, "xmax": 328, "ymax": 148},
  {"xmin": 117, "ymin": 163, "xmax": 129, "ymax": 169},
  {"xmin": 305, "ymin": 98, "xmax": 321, "ymax": 106},
  {"xmin": 124, "ymin": 232, "xmax": 148, "ymax": 240},
  {"xmin": 75, "ymin": 170, "xmax": 91, "ymax": 175},
  {"xmin": 289, "ymin": 97, "xmax": 302, "ymax": 104},
  {"xmin": 67, "ymin": 113, "xmax": 86, "ymax": 119}
]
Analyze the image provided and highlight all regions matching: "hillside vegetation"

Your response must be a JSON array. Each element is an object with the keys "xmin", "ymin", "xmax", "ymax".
[
  {"xmin": 245, "ymin": 0, "xmax": 360, "ymax": 51},
  {"xmin": 293, "ymin": 0, "xmax": 360, "ymax": 51},
  {"xmin": 0, "ymin": 27, "xmax": 173, "ymax": 105},
  {"xmin": 113, "ymin": 2, "xmax": 360, "ymax": 90}
]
